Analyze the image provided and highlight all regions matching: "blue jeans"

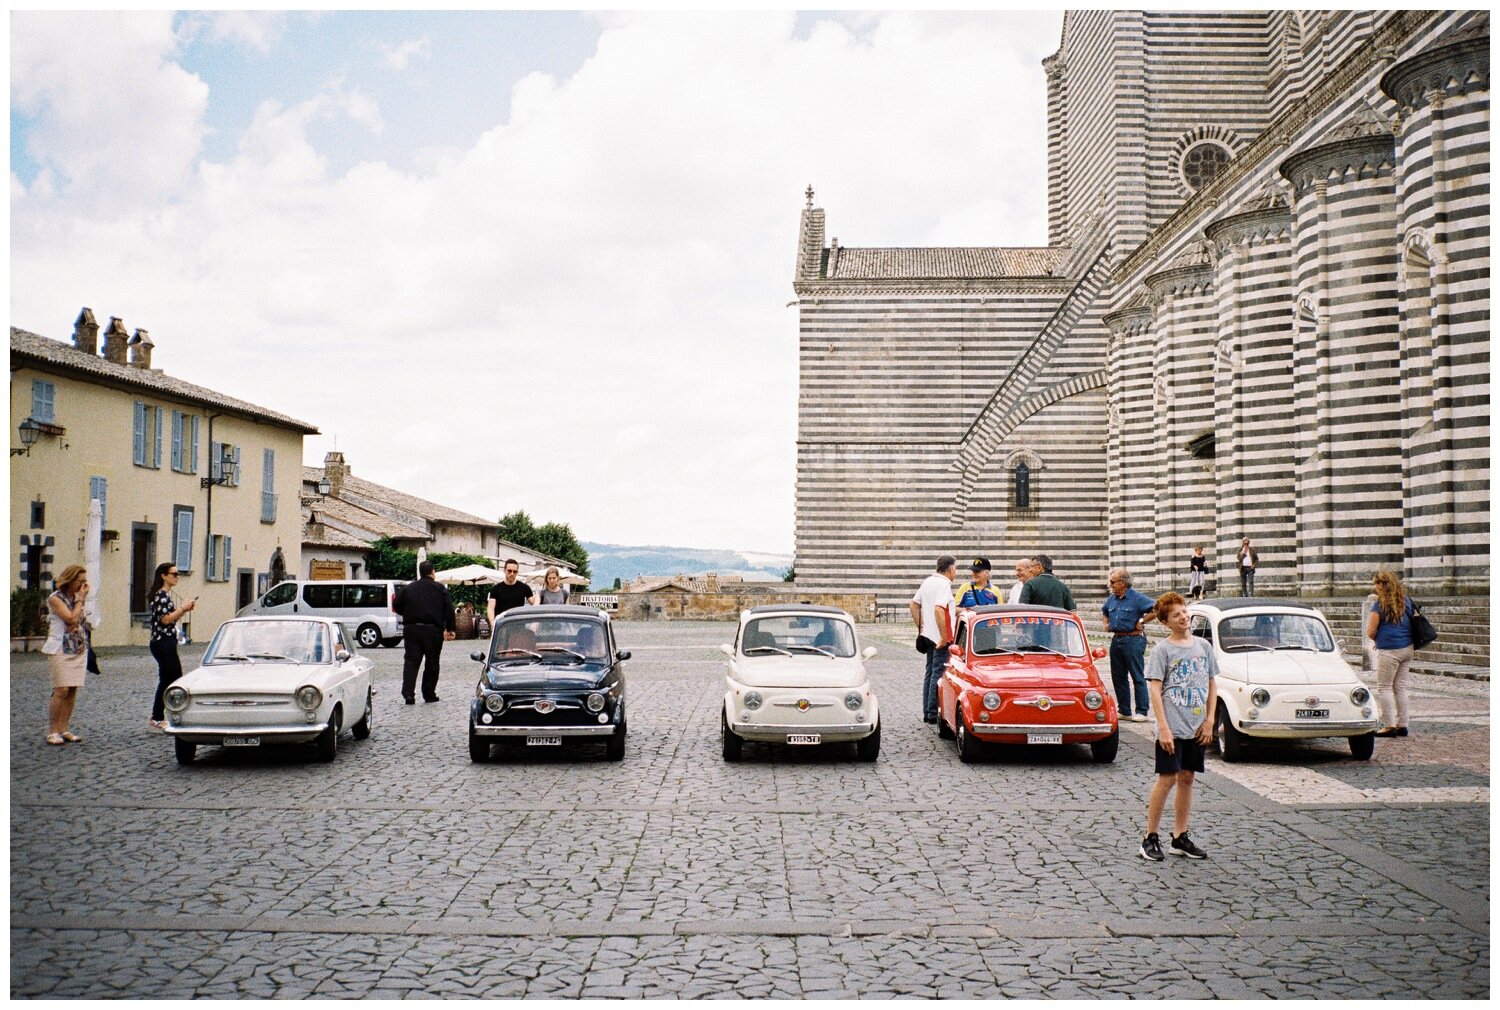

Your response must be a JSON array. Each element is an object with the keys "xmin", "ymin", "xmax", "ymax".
[
  {"xmin": 1109, "ymin": 634, "xmax": 1148, "ymax": 717},
  {"xmin": 923, "ymin": 644, "xmax": 950, "ymax": 720}
]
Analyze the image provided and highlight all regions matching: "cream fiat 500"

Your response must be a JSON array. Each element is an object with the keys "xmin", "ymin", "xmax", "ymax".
[
  {"xmin": 720, "ymin": 605, "xmax": 880, "ymax": 761},
  {"xmin": 1190, "ymin": 599, "xmax": 1379, "ymax": 762}
]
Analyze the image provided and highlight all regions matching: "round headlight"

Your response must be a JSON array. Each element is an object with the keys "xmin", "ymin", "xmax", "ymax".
[
  {"xmin": 844, "ymin": 691, "xmax": 863, "ymax": 711},
  {"xmin": 295, "ymin": 685, "xmax": 322, "ymax": 711},
  {"xmin": 586, "ymin": 693, "xmax": 605, "ymax": 712},
  {"xmin": 1251, "ymin": 688, "xmax": 1271, "ymax": 707},
  {"xmin": 1084, "ymin": 690, "xmax": 1103, "ymax": 710},
  {"xmin": 1350, "ymin": 686, "xmax": 1370, "ymax": 705},
  {"xmin": 485, "ymin": 693, "xmax": 505, "ymax": 714},
  {"xmin": 982, "ymin": 691, "xmax": 1001, "ymax": 711},
  {"xmin": 164, "ymin": 686, "xmax": 189, "ymax": 713},
  {"xmin": 744, "ymin": 691, "xmax": 763, "ymax": 711}
]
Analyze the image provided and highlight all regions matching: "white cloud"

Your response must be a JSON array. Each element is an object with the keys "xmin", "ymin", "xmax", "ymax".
[
  {"xmin": 11, "ymin": 11, "xmax": 1062, "ymax": 553},
  {"xmin": 199, "ymin": 12, "xmax": 290, "ymax": 55},
  {"xmin": 381, "ymin": 36, "xmax": 431, "ymax": 72}
]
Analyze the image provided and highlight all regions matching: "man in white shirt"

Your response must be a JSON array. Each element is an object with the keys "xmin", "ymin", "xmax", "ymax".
[
  {"xmin": 1007, "ymin": 558, "xmax": 1037, "ymax": 604},
  {"xmin": 909, "ymin": 555, "xmax": 958, "ymax": 725}
]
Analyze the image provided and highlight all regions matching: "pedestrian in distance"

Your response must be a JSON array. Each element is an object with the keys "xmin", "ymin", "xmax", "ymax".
[
  {"xmin": 1367, "ymin": 571, "xmax": 1415, "ymax": 738},
  {"xmin": 42, "ymin": 564, "xmax": 91, "ymax": 745},
  {"xmin": 394, "ymin": 561, "xmax": 457, "ymax": 704},
  {"xmin": 910, "ymin": 556, "xmax": 958, "ymax": 725},
  {"xmin": 1019, "ymin": 554, "xmax": 1076, "ymax": 611},
  {"xmin": 1139, "ymin": 592, "xmax": 1217, "ymax": 863},
  {"xmin": 486, "ymin": 559, "xmax": 533, "ymax": 625},
  {"xmin": 537, "ymin": 566, "xmax": 570, "ymax": 605},
  {"xmin": 1236, "ymin": 538, "xmax": 1258, "ymax": 596},
  {"xmin": 1188, "ymin": 546, "xmax": 1207, "ymax": 600},
  {"xmin": 1101, "ymin": 568, "xmax": 1156, "ymax": 722},
  {"xmin": 147, "ymin": 562, "xmax": 195, "ymax": 732},
  {"xmin": 953, "ymin": 558, "xmax": 999, "ymax": 610},
  {"xmin": 1006, "ymin": 558, "xmax": 1036, "ymax": 604}
]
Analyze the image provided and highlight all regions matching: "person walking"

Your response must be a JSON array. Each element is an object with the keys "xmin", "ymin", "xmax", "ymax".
[
  {"xmin": 910, "ymin": 556, "xmax": 957, "ymax": 725},
  {"xmin": 147, "ymin": 562, "xmax": 195, "ymax": 732},
  {"xmin": 1019, "ymin": 554, "xmax": 1076, "ymax": 611},
  {"xmin": 1006, "ymin": 558, "xmax": 1036, "ymax": 604},
  {"xmin": 954, "ymin": 558, "xmax": 999, "ymax": 610},
  {"xmin": 1188, "ymin": 547, "xmax": 1207, "ymax": 600},
  {"xmin": 42, "ymin": 564, "xmax": 91, "ymax": 745},
  {"xmin": 1139, "ymin": 591, "xmax": 1217, "ymax": 862},
  {"xmin": 537, "ymin": 567, "xmax": 571, "ymax": 605},
  {"xmin": 486, "ymin": 559, "xmax": 534, "ymax": 624},
  {"xmin": 1101, "ymin": 568, "xmax": 1157, "ymax": 722},
  {"xmin": 1236, "ymin": 538, "xmax": 1258, "ymax": 596},
  {"xmin": 1367, "ymin": 570, "xmax": 1415, "ymax": 738},
  {"xmin": 395, "ymin": 561, "xmax": 457, "ymax": 704}
]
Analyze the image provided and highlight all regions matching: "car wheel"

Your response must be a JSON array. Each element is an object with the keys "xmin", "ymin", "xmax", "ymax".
[
  {"xmin": 174, "ymin": 738, "xmax": 196, "ymax": 766},
  {"xmin": 351, "ymin": 688, "xmax": 373, "ymax": 740},
  {"xmin": 1090, "ymin": 730, "xmax": 1120, "ymax": 764},
  {"xmin": 1348, "ymin": 731, "xmax": 1376, "ymax": 761},
  {"xmin": 316, "ymin": 705, "xmax": 340, "ymax": 762},
  {"xmin": 606, "ymin": 721, "xmax": 626, "ymax": 762},
  {"xmin": 356, "ymin": 623, "xmax": 381, "ymax": 649},
  {"xmin": 468, "ymin": 726, "xmax": 490, "ymax": 763},
  {"xmin": 937, "ymin": 708, "xmax": 955, "ymax": 740},
  {"xmin": 721, "ymin": 710, "xmax": 742, "ymax": 762},
  {"xmin": 1215, "ymin": 702, "xmax": 1246, "ymax": 763},
  {"xmin": 956, "ymin": 707, "xmax": 982, "ymax": 764},
  {"xmin": 855, "ymin": 723, "xmax": 881, "ymax": 762},
  {"xmin": 381, "ymin": 636, "xmax": 403, "ymax": 648}
]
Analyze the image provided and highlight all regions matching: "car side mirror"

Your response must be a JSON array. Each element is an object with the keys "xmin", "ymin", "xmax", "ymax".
[
  {"xmin": 470, "ymin": 651, "xmax": 485, "ymax": 663},
  {"xmin": 1092, "ymin": 647, "xmax": 1107, "ymax": 659},
  {"xmin": 861, "ymin": 646, "xmax": 878, "ymax": 660},
  {"xmin": 720, "ymin": 643, "xmax": 734, "ymax": 658},
  {"xmin": 335, "ymin": 649, "xmax": 351, "ymax": 663},
  {"xmin": 615, "ymin": 650, "xmax": 631, "ymax": 662}
]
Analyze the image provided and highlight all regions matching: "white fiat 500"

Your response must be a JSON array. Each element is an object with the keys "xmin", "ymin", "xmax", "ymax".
[
  {"xmin": 163, "ymin": 616, "xmax": 375, "ymax": 766},
  {"xmin": 1189, "ymin": 600, "xmax": 1379, "ymax": 761},
  {"xmin": 720, "ymin": 605, "xmax": 880, "ymax": 761}
]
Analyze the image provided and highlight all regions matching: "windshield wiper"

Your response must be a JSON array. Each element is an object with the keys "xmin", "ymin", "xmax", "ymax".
[
  {"xmin": 493, "ymin": 649, "xmax": 541, "ymax": 661},
  {"xmin": 1274, "ymin": 644, "xmax": 1317, "ymax": 651},
  {"xmin": 537, "ymin": 646, "xmax": 587, "ymax": 661},
  {"xmin": 1017, "ymin": 644, "xmax": 1066, "ymax": 656},
  {"xmin": 744, "ymin": 646, "xmax": 792, "ymax": 657},
  {"xmin": 212, "ymin": 653, "xmax": 251, "ymax": 663},
  {"xmin": 785, "ymin": 645, "xmax": 836, "ymax": 657},
  {"xmin": 977, "ymin": 648, "xmax": 1024, "ymax": 656},
  {"xmin": 1224, "ymin": 643, "xmax": 1273, "ymax": 652},
  {"xmin": 246, "ymin": 652, "xmax": 291, "ymax": 661}
]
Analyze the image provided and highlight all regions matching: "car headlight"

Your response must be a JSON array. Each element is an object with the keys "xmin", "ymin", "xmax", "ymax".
[
  {"xmin": 982, "ymin": 691, "xmax": 1001, "ymax": 711},
  {"xmin": 1084, "ymin": 690, "xmax": 1103, "ymax": 710},
  {"xmin": 1251, "ymin": 688, "xmax": 1271, "ymax": 707},
  {"xmin": 164, "ymin": 686, "xmax": 189, "ymax": 713},
  {"xmin": 295, "ymin": 686, "xmax": 322, "ymax": 711},
  {"xmin": 1350, "ymin": 686, "xmax": 1370, "ymax": 705},
  {"xmin": 844, "ymin": 691, "xmax": 863, "ymax": 711},
  {"xmin": 485, "ymin": 693, "xmax": 505, "ymax": 714},
  {"xmin": 744, "ymin": 691, "xmax": 763, "ymax": 711},
  {"xmin": 586, "ymin": 692, "xmax": 605, "ymax": 712}
]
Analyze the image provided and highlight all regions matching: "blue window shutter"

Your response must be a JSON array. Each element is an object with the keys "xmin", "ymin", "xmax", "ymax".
[
  {"xmin": 189, "ymin": 416, "xmax": 200, "ymax": 474},
  {"xmin": 153, "ymin": 407, "xmax": 163, "ymax": 469},
  {"xmin": 133, "ymin": 403, "xmax": 147, "ymax": 465},
  {"xmin": 171, "ymin": 412, "xmax": 184, "ymax": 471},
  {"xmin": 210, "ymin": 441, "xmax": 222, "ymax": 481},
  {"xmin": 89, "ymin": 476, "xmax": 108, "ymax": 528},
  {"xmin": 206, "ymin": 534, "xmax": 217, "ymax": 581},
  {"xmin": 175, "ymin": 509, "xmax": 194, "ymax": 571},
  {"xmin": 31, "ymin": 380, "xmax": 55, "ymax": 423},
  {"xmin": 224, "ymin": 536, "xmax": 232, "ymax": 581},
  {"xmin": 231, "ymin": 446, "xmax": 242, "ymax": 486},
  {"xmin": 263, "ymin": 448, "xmax": 275, "ymax": 491}
]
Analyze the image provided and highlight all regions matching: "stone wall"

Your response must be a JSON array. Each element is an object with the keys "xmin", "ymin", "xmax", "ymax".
[{"xmin": 616, "ymin": 591, "xmax": 878, "ymax": 623}]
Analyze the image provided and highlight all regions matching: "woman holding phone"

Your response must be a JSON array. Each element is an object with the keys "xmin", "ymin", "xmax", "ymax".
[
  {"xmin": 42, "ymin": 564, "xmax": 91, "ymax": 745},
  {"xmin": 147, "ymin": 562, "xmax": 195, "ymax": 731}
]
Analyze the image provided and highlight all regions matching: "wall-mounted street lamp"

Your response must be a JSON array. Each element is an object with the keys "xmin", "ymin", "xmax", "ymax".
[
  {"xmin": 200, "ymin": 443, "xmax": 237, "ymax": 488},
  {"xmin": 11, "ymin": 418, "xmax": 41, "ymax": 456},
  {"xmin": 317, "ymin": 476, "xmax": 331, "ymax": 495}
]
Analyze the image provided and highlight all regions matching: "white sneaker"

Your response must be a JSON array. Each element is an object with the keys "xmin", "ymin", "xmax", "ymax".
[{"xmin": 1130, "ymin": 713, "xmax": 1149, "ymax": 723}]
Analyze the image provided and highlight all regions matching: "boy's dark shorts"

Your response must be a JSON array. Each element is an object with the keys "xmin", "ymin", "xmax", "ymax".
[{"xmin": 1154, "ymin": 737, "xmax": 1206, "ymax": 775}]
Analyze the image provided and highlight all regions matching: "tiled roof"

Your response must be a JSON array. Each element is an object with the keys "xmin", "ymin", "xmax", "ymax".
[
  {"xmin": 827, "ymin": 247, "xmax": 1066, "ymax": 280},
  {"xmin": 312, "ymin": 494, "xmax": 431, "ymax": 541},
  {"xmin": 302, "ymin": 467, "xmax": 492, "ymax": 528},
  {"xmin": 303, "ymin": 523, "xmax": 370, "ymax": 550},
  {"xmin": 11, "ymin": 328, "xmax": 319, "ymax": 434}
]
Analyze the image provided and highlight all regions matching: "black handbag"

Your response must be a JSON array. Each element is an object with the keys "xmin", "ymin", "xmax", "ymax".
[
  {"xmin": 1410, "ymin": 599, "xmax": 1438, "ymax": 649},
  {"xmin": 916, "ymin": 634, "xmax": 935, "ymax": 654}
]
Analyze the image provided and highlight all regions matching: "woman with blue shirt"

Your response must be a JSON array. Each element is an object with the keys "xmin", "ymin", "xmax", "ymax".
[{"xmin": 1365, "ymin": 570, "xmax": 1413, "ymax": 738}]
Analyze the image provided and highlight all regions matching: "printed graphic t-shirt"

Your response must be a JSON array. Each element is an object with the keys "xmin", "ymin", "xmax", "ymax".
[{"xmin": 1145, "ymin": 637, "xmax": 1218, "ymax": 739}]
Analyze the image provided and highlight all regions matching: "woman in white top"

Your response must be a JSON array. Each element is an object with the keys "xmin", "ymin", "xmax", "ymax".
[
  {"xmin": 537, "ymin": 567, "xmax": 570, "ymax": 605},
  {"xmin": 42, "ymin": 564, "xmax": 90, "ymax": 745}
]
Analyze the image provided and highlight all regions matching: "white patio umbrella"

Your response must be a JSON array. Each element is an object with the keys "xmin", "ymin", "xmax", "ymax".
[
  {"xmin": 416, "ymin": 546, "xmax": 427, "ymax": 579},
  {"xmin": 521, "ymin": 567, "xmax": 590, "ymax": 588},
  {"xmin": 433, "ymin": 563, "xmax": 503, "ymax": 586},
  {"xmin": 84, "ymin": 498, "xmax": 102, "ymax": 629}
]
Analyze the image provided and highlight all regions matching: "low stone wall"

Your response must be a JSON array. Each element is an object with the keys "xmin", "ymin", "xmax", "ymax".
[{"xmin": 616, "ymin": 591, "xmax": 878, "ymax": 622}]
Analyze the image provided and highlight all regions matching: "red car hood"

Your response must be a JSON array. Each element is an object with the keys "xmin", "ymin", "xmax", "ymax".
[{"xmin": 965, "ymin": 656, "xmax": 1099, "ymax": 690}]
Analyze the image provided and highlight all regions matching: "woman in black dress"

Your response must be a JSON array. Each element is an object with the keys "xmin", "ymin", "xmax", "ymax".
[{"xmin": 147, "ymin": 562, "xmax": 195, "ymax": 731}]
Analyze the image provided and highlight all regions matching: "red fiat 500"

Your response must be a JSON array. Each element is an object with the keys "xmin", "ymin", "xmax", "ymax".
[{"xmin": 938, "ymin": 605, "xmax": 1119, "ymax": 763}]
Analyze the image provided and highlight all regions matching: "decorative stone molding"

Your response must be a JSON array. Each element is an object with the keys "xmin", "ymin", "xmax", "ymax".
[
  {"xmin": 1204, "ymin": 200, "xmax": 1294, "ymax": 249},
  {"xmin": 792, "ymin": 280, "xmax": 1073, "ymax": 298},
  {"xmin": 1380, "ymin": 29, "xmax": 1490, "ymax": 110},
  {"xmin": 1279, "ymin": 131, "xmax": 1396, "ymax": 192},
  {"xmin": 1102, "ymin": 297, "xmax": 1154, "ymax": 338},
  {"xmin": 1144, "ymin": 243, "xmax": 1215, "ymax": 300},
  {"xmin": 1003, "ymin": 447, "xmax": 1045, "ymax": 471}
]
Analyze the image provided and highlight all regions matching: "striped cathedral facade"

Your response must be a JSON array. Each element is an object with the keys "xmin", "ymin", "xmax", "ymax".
[{"xmin": 793, "ymin": 10, "xmax": 1488, "ymax": 606}]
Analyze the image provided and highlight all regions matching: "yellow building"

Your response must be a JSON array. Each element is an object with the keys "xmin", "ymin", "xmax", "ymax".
[{"xmin": 10, "ymin": 310, "xmax": 317, "ymax": 647}]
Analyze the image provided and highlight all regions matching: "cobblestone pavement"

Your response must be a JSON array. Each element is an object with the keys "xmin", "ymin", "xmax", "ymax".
[{"xmin": 11, "ymin": 621, "xmax": 1489, "ymax": 997}]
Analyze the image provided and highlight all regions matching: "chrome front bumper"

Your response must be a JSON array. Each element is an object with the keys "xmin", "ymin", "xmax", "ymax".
[
  {"xmin": 1240, "ymin": 719, "xmax": 1378, "ymax": 734},
  {"xmin": 164, "ymin": 723, "xmax": 327, "ymax": 742},
  {"xmin": 473, "ymin": 724, "xmax": 618, "ymax": 737},
  {"xmin": 732, "ymin": 721, "xmax": 874, "ymax": 740},
  {"xmin": 972, "ymin": 723, "xmax": 1115, "ymax": 736}
]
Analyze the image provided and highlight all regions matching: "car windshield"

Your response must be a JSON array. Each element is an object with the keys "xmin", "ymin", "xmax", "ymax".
[
  {"xmin": 970, "ymin": 615, "xmax": 1086, "ymax": 657},
  {"xmin": 740, "ymin": 615, "xmax": 856, "ymax": 658},
  {"xmin": 204, "ymin": 620, "xmax": 332, "ymax": 665},
  {"xmin": 1218, "ymin": 613, "xmax": 1335, "ymax": 653},
  {"xmin": 489, "ymin": 618, "xmax": 608, "ymax": 668}
]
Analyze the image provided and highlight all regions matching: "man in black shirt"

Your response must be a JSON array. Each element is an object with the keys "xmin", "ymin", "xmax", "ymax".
[
  {"xmin": 394, "ymin": 561, "xmax": 456, "ymax": 704},
  {"xmin": 486, "ymin": 558, "xmax": 534, "ymax": 624}
]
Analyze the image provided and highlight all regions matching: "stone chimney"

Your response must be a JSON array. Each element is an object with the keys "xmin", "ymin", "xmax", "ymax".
[
  {"xmin": 705, "ymin": 572, "xmax": 719, "ymax": 594},
  {"xmin": 323, "ymin": 451, "xmax": 349, "ymax": 496},
  {"xmin": 128, "ymin": 328, "xmax": 154, "ymax": 369},
  {"xmin": 72, "ymin": 308, "xmax": 99, "ymax": 355},
  {"xmin": 308, "ymin": 511, "xmax": 327, "ymax": 540},
  {"xmin": 102, "ymin": 317, "xmax": 130, "ymax": 365}
]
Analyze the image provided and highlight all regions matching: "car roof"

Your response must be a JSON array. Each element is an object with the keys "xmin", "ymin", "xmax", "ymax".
[
  {"xmin": 1191, "ymin": 598, "xmax": 1321, "ymax": 613},
  {"xmin": 966, "ymin": 604, "xmax": 1076, "ymax": 617},
  {"xmin": 741, "ymin": 604, "xmax": 852, "ymax": 623},
  {"xmin": 227, "ymin": 614, "xmax": 339, "ymax": 625},
  {"xmin": 497, "ymin": 604, "xmax": 609, "ymax": 622}
]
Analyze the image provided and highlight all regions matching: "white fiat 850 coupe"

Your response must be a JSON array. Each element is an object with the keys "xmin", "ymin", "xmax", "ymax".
[
  {"xmin": 163, "ymin": 616, "xmax": 375, "ymax": 765},
  {"xmin": 1190, "ymin": 599, "xmax": 1379, "ymax": 762},
  {"xmin": 720, "ymin": 605, "xmax": 880, "ymax": 761}
]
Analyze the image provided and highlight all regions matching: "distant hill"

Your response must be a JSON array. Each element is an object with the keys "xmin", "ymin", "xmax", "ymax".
[{"xmin": 582, "ymin": 542, "xmax": 792, "ymax": 590}]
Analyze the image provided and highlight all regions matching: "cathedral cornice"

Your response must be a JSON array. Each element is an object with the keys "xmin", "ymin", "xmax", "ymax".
[
  {"xmin": 1204, "ymin": 205, "xmax": 1294, "ymax": 249},
  {"xmin": 1278, "ymin": 132, "xmax": 1396, "ymax": 191},
  {"xmin": 1380, "ymin": 30, "xmax": 1490, "ymax": 109},
  {"xmin": 792, "ymin": 279, "xmax": 1072, "ymax": 299}
]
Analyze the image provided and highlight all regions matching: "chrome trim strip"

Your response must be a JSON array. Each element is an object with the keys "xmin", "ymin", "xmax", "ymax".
[
  {"xmin": 196, "ymin": 699, "xmax": 286, "ymax": 708},
  {"xmin": 473, "ymin": 725, "xmax": 616, "ymax": 737},
  {"xmin": 164, "ymin": 724, "xmax": 328, "ymax": 738},
  {"xmin": 508, "ymin": 700, "xmax": 582, "ymax": 712},
  {"xmin": 771, "ymin": 700, "xmax": 835, "ymax": 709},
  {"xmin": 1012, "ymin": 699, "xmax": 1077, "ymax": 708},
  {"xmin": 731, "ymin": 722, "xmax": 870, "ymax": 734},
  {"xmin": 972, "ymin": 723, "xmax": 1112, "ymax": 735},
  {"xmin": 1241, "ymin": 720, "xmax": 1379, "ymax": 731}
]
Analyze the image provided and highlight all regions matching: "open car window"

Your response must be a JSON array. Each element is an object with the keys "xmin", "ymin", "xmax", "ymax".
[
  {"xmin": 970, "ymin": 615, "xmax": 1086, "ymax": 657},
  {"xmin": 740, "ymin": 615, "xmax": 856, "ymax": 658},
  {"xmin": 1218, "ymin": 613, "xmax": 1335, "ymax": 653},
  {"xmin": 490, "ymin": 618, "xmax": 609, "ymax": 665},
  {"xmin": 205, "ymin": 620, "xmax": 332, "ymax": 665}
]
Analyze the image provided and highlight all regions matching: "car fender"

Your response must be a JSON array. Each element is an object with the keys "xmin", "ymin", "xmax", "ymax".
[{"xmin": 1217, "ymin": 683, "xmax": 1248, "ymax": 729}]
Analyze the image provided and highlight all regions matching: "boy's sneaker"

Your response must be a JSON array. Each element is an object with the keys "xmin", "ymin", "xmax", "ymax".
[
  {"xmin": 1170, "ymin": 832, "xmax": 1208, "ymax": 859},
  {"xmin": 1139, "ymin": 833, "xmax": 1164, "ymax": 861}
]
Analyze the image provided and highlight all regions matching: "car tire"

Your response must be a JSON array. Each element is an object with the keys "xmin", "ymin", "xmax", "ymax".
[
  {"xmin": 721, "ymin": 710, "xmax": 742, "ymax": 762},
  {"xmin": 1348, "ymin": 731, "xmax": 1376, "ymax": 761},
  {"xmin": 174, "ymin": 738, "xmax": 196, "ymax": 766},
  {"xmin": 316, "ymin": 706, "xmax": 340, "ymax": 762},
  {"xmin": 356, "ymin": 623, "xmax": 382, "ymax": 649},
  {"xmin": 381, "ymin": 636, "xmax": 403, "ymax": 649},
  {"xmin": 351, "ymin": 688, "xmax": 373, "ymax": 740},
  {"xmin": 469, "ymin": 726, "xmax": 490, "ymax": 763},
  {"xmin": 1215, "ymin": 702, "xmax": 1246, "ymax": 763},
  {"xmin": 1090, "ymin": 730, "xmax": 1120, "ymax": 764},
  {"xmin": 606, "ymin": 721, "xmax": 627, "ymax": 762},
  {"xmin": 956, "ymin": 706, "xmax": 982, "ymax": 764},
  {"xmin": 937, "ymin": 708, "xmax": 955, "ymax": 740},
  {"xmin": 855, "ymin": 723, "xmax": 880, "ymax": 762}
]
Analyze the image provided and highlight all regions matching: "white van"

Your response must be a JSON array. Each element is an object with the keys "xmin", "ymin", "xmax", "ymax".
[{"xmin": 239, "ymin": 580, "xmax": 406, "ymax": 649}]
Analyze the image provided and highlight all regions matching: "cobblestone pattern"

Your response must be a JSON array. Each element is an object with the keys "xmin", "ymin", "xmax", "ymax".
[{"xmin": 11, "ymin": 621, "xmax": 1489, "ymax": 997}]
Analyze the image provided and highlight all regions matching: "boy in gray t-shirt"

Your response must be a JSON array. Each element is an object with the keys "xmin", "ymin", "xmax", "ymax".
[{"xmin": 1139, "ymin": 592, "xmax": 1218, "ymax": 862}]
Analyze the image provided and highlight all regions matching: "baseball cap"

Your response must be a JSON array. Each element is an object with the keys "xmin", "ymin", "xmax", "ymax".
[{"xmin": 971, "ymin": 558, "xmax": 991, "ymax": 572}]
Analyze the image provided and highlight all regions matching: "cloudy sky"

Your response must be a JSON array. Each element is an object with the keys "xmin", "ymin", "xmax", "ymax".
[{"xmin": 11, "ymin": 10, "xmax": 1063, "ymax": 555}]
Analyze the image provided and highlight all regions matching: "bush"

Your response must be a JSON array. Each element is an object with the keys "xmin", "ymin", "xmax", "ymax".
[{"xmin": 11, "ymin": 587, "xmax": 48, "ymax": 637}]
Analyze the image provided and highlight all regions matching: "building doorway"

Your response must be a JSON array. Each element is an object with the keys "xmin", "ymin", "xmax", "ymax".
[
  {"xmin": 237, "ymin": 568, "xmax": 256, "ymax": 613},
  {"xmin": 130, "ymin": 524, "xmax": 157, "ymax": 617}
]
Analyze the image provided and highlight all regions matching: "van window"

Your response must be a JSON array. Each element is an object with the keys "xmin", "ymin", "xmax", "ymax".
[
  {"xmin": 264, "ymin": 582, "xmax": 297, "ymax": 607},
  {"xmin": 303, "ymin": 584, "xmax": 345, "ymax": 609},
  {"xmin": 345, "ymin": 584, "xmax": 388, "ymax": 608}
]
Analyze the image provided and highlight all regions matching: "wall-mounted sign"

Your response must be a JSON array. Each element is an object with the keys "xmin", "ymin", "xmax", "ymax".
[{"xmin": 310, "ymin": 560, "xmax": 347, "ymax": 581}]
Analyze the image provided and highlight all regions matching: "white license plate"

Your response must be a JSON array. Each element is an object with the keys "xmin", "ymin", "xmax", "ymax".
[
  {"xmin": 526, "ymin": 736, "xmax": 562, "ymax": 747},
  {"xmin": 1027, "ymin": 732, "xmax": 1063, "ymax": 745},
  {"xmin": 786, "ymin": 734, "xmax": 821, "ymax": 745},
  {"xmin": 222, "ymin": 736, "xmax": 260, "ymax": 747},
  {"xmin": 1295, "ymin": 709, "xmax": 1329, "ymax": 719}
]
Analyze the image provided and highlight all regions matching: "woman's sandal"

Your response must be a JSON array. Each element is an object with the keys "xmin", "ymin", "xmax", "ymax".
[
  {"xmin": 61, "ymin": 732, "xmax": 82, "ymax": 743},
  {"xmin": 45, "ymin": 733, "xmax": 66, "ymax": 746}
]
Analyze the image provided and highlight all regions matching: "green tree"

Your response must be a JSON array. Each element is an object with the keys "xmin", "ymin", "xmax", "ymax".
[
  {"xmin": 365, "ymin": 538, "xmax": 418, "ymax": 581},
  {"xmin": 496, "ymin": 510, "xmax": 591, "ymax": 580},
  {"xmin": 783, "ymin": 565, "xmax": 796, "ymax": 583}
]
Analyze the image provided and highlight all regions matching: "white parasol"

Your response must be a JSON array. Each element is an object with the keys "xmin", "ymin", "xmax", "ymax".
[
  {"xmin": 521, "ymin": 567, "xmax": 590, "ymax": 588},
  {"xmin": 84, "ymin": 498, "xmax": 102, "ymax": 628},
  {"xmin": 416, "ymin": 546, "xmax": 427, "ymax": 579},
  {"xmin": 433, "ymin": 563, "xmax": 503, "ymax": 586}
]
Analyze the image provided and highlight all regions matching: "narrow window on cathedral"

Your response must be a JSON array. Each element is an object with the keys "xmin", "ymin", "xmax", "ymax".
[{"xmin": 1014, "ymin": 462, "xmax": 1032, "ymax": 509}]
